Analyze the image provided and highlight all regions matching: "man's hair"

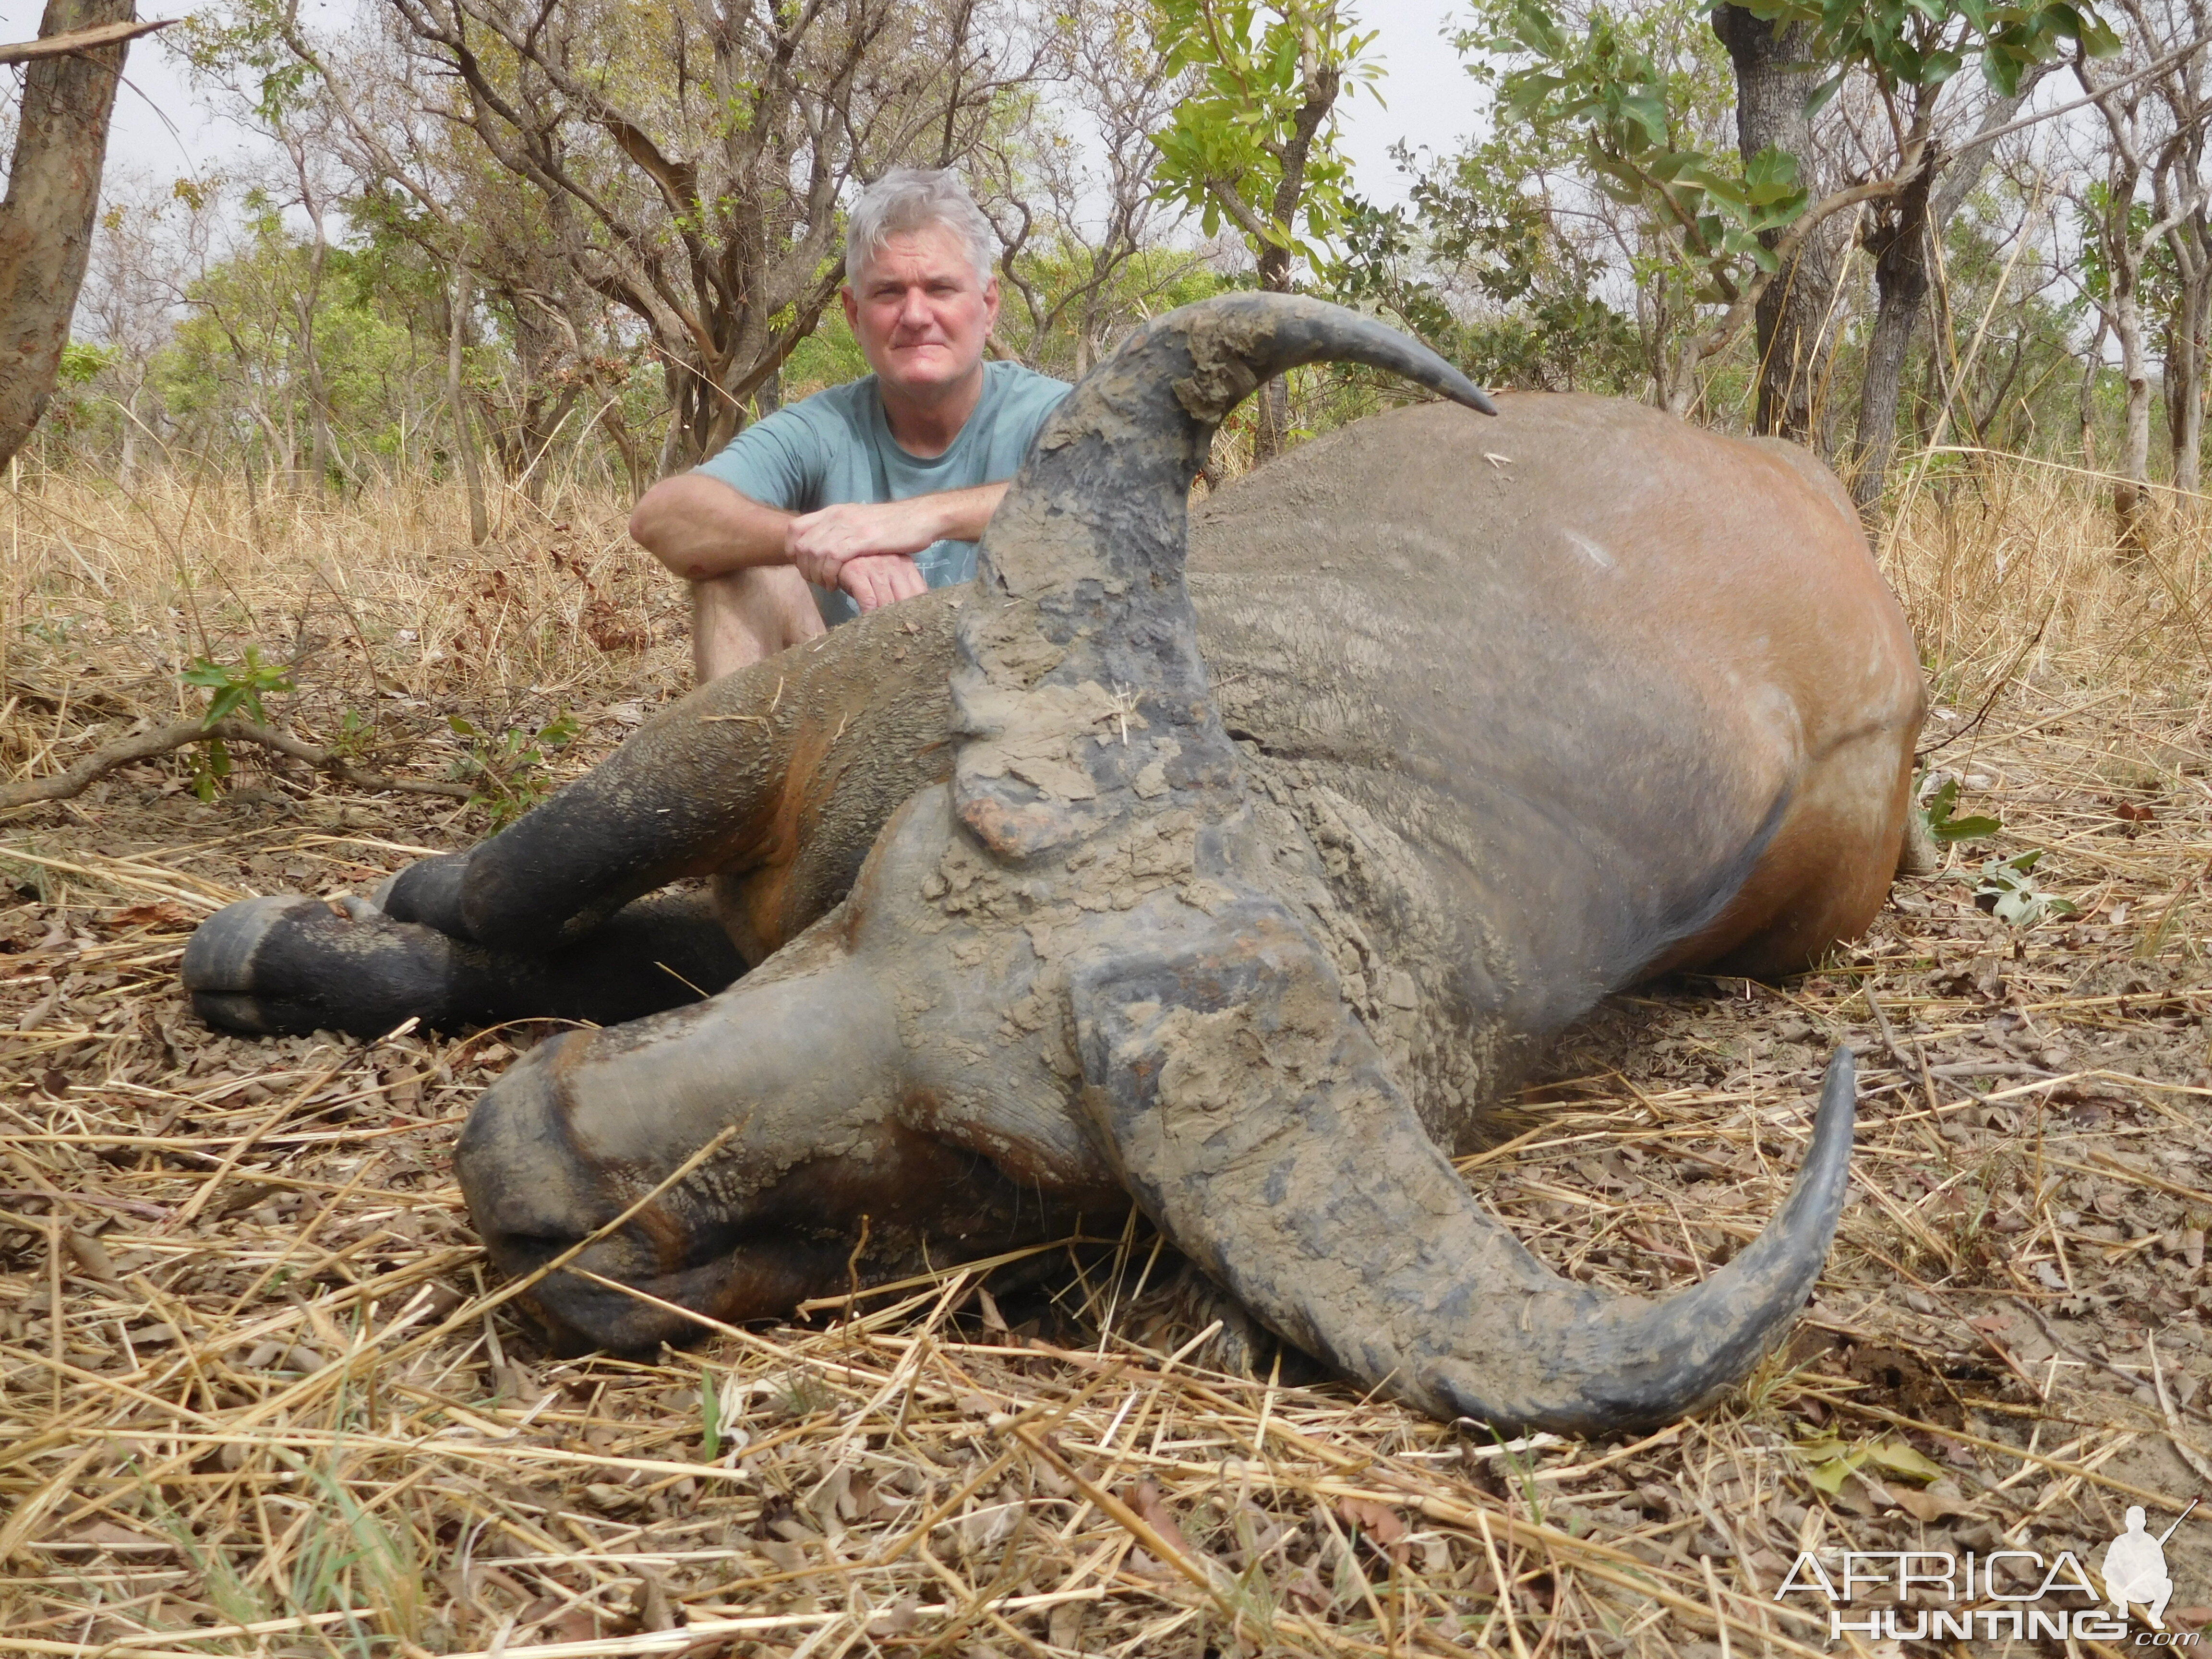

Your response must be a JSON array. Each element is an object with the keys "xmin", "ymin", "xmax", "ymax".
[{"xmin": 845, "ymin": 169, "xmax": 996, "ymax": 287}]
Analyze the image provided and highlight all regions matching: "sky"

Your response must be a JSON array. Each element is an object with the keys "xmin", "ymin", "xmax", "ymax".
[
  {"xmin": 2, "ymin": 0, "xmax": 1486, "ymax": 209},
  {"xmin": 0, "ymin": 0, "xmax": 229, "ymax": 182},
  {"xmin": 1336, "ymin": 0, "xmax": 1486, "ymax": 202}
]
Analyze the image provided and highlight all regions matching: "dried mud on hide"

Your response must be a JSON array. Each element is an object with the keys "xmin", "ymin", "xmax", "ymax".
[{"xmin": 3, "ymin": 498, "xmax": 2212, "ymax": 1657}]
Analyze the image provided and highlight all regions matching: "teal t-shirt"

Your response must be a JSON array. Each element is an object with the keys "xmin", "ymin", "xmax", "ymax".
[{"xmin": 695, "ymin": 360, "xmax": 1071, "ymax": 626}]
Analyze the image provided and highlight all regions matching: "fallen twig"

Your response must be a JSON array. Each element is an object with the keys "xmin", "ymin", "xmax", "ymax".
[{"xmin": 0, "ymin": 716, "xmax": 471, "ymax": 810}]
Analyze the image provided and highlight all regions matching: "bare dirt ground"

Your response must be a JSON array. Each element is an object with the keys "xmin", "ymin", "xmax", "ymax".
[{"xmin": 1, "ymin": 470, "xmax": 2210, "ymax": 1658}]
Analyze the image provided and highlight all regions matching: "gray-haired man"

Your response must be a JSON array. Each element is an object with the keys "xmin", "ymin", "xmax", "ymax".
[{"xmin": 628, "ymin": 169, "xmax": 1070, "ymax": 681}]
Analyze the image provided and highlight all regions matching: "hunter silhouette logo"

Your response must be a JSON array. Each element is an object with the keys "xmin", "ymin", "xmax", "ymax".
[
  {"xmin": 1777, "ymin": 1496, "xmax": 2201, "ymax": 1643},
  {"xmin": 2105, "ymin": 1499, "xmax": 2196, "ymax": 1631}
]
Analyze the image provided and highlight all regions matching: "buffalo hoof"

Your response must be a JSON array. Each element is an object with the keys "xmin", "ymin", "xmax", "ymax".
[
  {"xmin": 183, "ymin": 888, "xmax": 749, "ymax": 1039},
  {"xmin": 182, "ymin": 894, "xmax": 475, "ymax": 1038},
  {"xmin": 374, "ymin": 849, "xmax": 474, "ymax": 935}
]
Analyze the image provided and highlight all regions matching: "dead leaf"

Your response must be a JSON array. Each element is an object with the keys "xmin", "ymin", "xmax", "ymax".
[
  {"xmin": 1338, "ymin": 1494, "xmax": 1410, "ymax": 1566},
  {"xmin": 1282, "ymin": 1564, "xmax": 1331, "ymax": 1612},
  {"xmin": 1336, "ymin": 1496, "xmax": 1406, "ymax": 1546},
  {"xmin": 868, "ymin": 1599, "xmax": 922, "ymax": 1637},
  {"xmin": 66, "ymin": 1230, "xmax": 120, "ymax": 1287},
  {"xmin": 634, "ymin": 1572, "xmax": 673, "ymax": 1632},
  {"xmin": 1827, "ymin": 1474, "xmax": 1880, "ymax": 1516},
  {"xmin": 1047, "ymin": 1602, "xmax": 1084, "ymax": 1648},
  {"xmin": 755, "ymin": 1539, "xmax": 809, "ymax": 1574},
  {"xmin": 1893, "ymin": 1483, "xmax": 1969, "ymax": 1522},
  {"xmin": 546, "ymin": 1608, "xmax": 598, "ymax": 1643},
  {"xmin": 1127, "ymin": 1478, "xmax": 1194, "ymax": 1563},
  {"xmin": 111, "ymin": 901, "xmax": 195, "ymax": 930},
  {"xmin": 975, "ymin": 1285, "xmax": 1008, "ymax": 1332}
]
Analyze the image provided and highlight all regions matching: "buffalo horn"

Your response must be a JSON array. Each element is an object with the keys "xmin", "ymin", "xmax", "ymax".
[{"xmin": 977, "ymin": 294, "xmax": 1854, "ymax": 1430}]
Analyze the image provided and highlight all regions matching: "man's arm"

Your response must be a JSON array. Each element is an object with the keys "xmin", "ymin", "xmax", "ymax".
[
  {"xmin": 785, "ymin": 481, "xmax": 1008, "ymax": 592},
  {"xmin": 631, "ymin": 472, "xmax": 1010, "ymax": 613},
  {"xmin": 628, "ymin": 473, "xmax": 796, "ymax": 582}
]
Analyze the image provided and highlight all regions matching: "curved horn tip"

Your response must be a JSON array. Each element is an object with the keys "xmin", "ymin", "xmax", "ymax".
[
  {"xmin": 1169, "ymin": 292, "xmax": 1500, "ymax": 420},
  {"xmin": 1809, "ymin": 1044, "xmax": 1858, "ymax": 1173}
]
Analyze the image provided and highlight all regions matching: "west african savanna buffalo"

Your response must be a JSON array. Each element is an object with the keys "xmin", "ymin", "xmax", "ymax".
[{"xmin": 183, "ymin": 296, "xmax": 1923, "ymax": 1432}]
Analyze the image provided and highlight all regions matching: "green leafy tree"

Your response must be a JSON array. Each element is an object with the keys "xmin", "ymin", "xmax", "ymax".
[
  {"xmin": 1334, "ymin": 0, "xmax": 1726, "ymax": 402},
  {"xmin": 154, "ymin": 192, "xmax": 440, "ymax": 493},
  {"xmin": 1149, "ymin": 0, "xmax": 1382, "ymax": 458},
  {"xmin": 1327, "ymin": 149, "xmax": 1643, "ymax": 395},
  {"xmin": 1485, "ymin": 0, "xmax": 2117, "ymax": 420}
]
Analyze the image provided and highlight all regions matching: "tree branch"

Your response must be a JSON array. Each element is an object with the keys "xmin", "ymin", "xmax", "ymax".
[
  {"xmin": 0, "ymin": 719, "xmax": 475, "ymax": 812},
  {"xmin": 1683, "ymin": 171, "xmax": 1909, "ymax": 368},
  {"xmin": 0, "ymin": 15, "xmax": 172, "ymax": 64}
]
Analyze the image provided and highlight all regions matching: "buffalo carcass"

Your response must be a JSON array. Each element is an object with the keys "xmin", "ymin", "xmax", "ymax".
[{"xmin": 183, "ymin": 296, "xmax": 1922, "ymax": 1432}]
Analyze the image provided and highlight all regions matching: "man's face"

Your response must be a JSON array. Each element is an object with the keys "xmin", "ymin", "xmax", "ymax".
[{"xmin": 843, "ymin": 223, "xmax": 998, "ymax": 399}]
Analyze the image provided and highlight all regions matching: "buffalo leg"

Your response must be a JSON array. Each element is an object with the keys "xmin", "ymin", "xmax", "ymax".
[
  {"xmin": 182, "ymin": 887, "xmax": 744, "ymax": 1038},
  {"xmin": 454, "ymin": 871, "xmax": 1124, "ymax": 1354}
]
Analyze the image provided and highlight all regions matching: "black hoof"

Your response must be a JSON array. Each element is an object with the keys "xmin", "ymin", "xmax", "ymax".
[
  {"xmin": 183, "ymin": 888, "xmax": 746, "ymax": 1039},
  {"xmin": 376, "ymin": 850, "xmax": 474, "ymax": 936},
  {"xmin": 182, "ymin": 894, "xmax": 468, "ymax": 1038}
]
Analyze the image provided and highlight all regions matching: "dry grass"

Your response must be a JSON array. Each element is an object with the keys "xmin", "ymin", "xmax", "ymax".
[{"xmin": 1, "ymin": 453, "xmax": 2211, "ymax": 1658}]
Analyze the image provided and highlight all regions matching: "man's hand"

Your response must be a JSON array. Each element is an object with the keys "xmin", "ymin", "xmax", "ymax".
[
  {"xmin": 838, "ymin": 553, "xmax": 929, "ymax": 612},
  {"xmin": 784, "ymin": 482, "xmax": 1010, "ymax": 606},
  {"xmin": 786, "ymin": 500, "xmax": 938, "ymax": 591}
]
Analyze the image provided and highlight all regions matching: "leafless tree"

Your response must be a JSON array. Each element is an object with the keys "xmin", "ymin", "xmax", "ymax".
[
  {"xmin": 1847, "ymin": 79, "xmax": 2043, "ymax": 513},
  {"xmin": 350, "ymin": 0, "xmax": 1037, "ymax": 472},
  {"xmin": 75, "ymin": 164, "xmax": 203, "ymax": 484},
  {"xmin": 969, "ymin": 1, "xmax": 1195, "ymax": 378},
  {"xmin": 2076, "ymin": 0, "xmax": 2212, "ymax": 550}
]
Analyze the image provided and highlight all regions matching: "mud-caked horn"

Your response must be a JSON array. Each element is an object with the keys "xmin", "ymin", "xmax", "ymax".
[
  {"xmin": 951, "ymin": 293, "xmax": 1495, "ymax": 861},
  {"xmin": 965, "ymin": 293, "xmax": 1853, "ymax": 1432},
  {"xmin": 1075, "ymin": 927, "xmax": 1857, "ymax": 1431}
]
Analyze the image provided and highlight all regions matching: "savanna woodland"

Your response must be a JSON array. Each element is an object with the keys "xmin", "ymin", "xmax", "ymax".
[{"xmin": 5, "ymin": 0, "xmax": 2212, "ymax": 1650}]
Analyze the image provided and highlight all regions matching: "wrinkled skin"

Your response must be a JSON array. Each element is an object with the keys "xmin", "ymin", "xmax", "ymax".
[{"xmin": 185, "ymin": 298, "xmax": 1919, "ymax": 1432}]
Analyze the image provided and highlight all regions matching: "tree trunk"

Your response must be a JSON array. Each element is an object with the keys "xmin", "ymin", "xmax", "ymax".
[
  {"xmin": 294, "ymin": 240, "xmax": 337, "ymax": 493},
  {"xmin": 2163, "ymin": 214, "xmax": 2209, "ymax": 498},
  {"xmin": 1850, "ymin": 161, "xmax": 1934, "ymax": 514},
  {"xmin": 447, "ymin": 267, "xmax": 489, "ymax": 546},
  {"xmin": 2113, "ymin": 270, "xmax": 2154, "ymax": 556},
  {"xmin": 598, "ymin": 401, "xmax": 646, "ymax": 501},
  {"xmin": 1713, "ymin": 5, "xmax": 1838, "ymax": 446},
  {"xmin": 0, "ymin": 0, "xmax": 135, "ymax": 471},
  {"xmin": 2080, "ymin": 314, "xmax": 2106, "ymax": 469},
  {"xmin": 1850, "ymin": 92, "xmax": 2025, "ymax": 514},
  {"xmin": 118, "ymin": 370, "xmax": 141, "ymax": 487},
  {"xmin": 2165, "ymin": 286, "xmax": 2204, "ymax": 496},
  {"xmin": 1247, "ymin": 41, "xmax": 1340, "ymax": 468},
  {"xmin": 1253, "ymin": 243, "xmax": 1294, "ymax": 462}
]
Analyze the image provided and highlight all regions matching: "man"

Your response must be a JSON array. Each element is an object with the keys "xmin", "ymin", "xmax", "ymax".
[{"xmin": 629, "ymin": 169, "xmax": 1070, "ymax": 682}]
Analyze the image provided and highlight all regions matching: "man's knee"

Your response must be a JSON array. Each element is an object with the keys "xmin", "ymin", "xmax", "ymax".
[{"xmin": 692, "ymin": 566, "xmax": 822, "ymax": 680}]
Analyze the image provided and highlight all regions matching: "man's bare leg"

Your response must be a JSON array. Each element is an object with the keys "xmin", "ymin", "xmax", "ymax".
[{"xmin": 692, "ymin": 566, "xmax": 825, "ymax": 683}]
